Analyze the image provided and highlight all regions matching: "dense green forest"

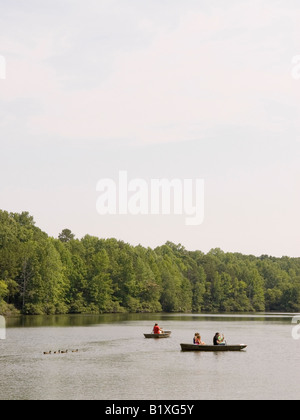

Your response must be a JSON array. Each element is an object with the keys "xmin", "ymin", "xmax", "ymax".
[{"xmin": 0, "ymin": 210, "xmax": 300, "ymax": 315}]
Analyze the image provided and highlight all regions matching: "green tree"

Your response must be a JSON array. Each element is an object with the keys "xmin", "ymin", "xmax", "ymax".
[{"xmin": 58, "ymin": 229, "xmax": 75, "ymax": 243}]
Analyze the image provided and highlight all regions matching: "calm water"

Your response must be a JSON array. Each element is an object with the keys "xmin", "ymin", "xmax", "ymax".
[{"xmin": 0, "ymin": 313, "xmax": 299, "ymax": 400}]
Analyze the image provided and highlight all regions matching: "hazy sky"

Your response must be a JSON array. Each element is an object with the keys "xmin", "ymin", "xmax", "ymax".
[{"xmin": 1, "ymin": 0, "xmax": 300, "ymax": 257}]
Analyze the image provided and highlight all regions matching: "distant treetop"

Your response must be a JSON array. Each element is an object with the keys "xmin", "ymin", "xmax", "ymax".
[{"xmin": 58, "ymin": 229, "xmax": 75, "ymax": 243}]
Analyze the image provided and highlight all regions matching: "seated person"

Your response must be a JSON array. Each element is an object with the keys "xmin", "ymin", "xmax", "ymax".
[
  {"xmin": 213, "ymin": 332, "xmax": 226, "ymax": 345},
  {"xmin": 195, "ymin": 333, "xmax": 205, "ymax": 345},
  {"xmin": 153, "ymin": 323, "xmax": 163, "ymax": 334}
]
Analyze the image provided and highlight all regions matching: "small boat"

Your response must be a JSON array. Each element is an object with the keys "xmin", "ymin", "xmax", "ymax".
[
  {"xmin": 180, "ymin": 343, "xmax": 247, "ymax": 352},
  {"xmin": 144, "ymin": 330, "xmax": 171, "ymax": 338}
]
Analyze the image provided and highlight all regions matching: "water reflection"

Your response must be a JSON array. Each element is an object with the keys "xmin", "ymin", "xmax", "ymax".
[
  {"xmin": 6, "ymin": 313, "xmax": 134, "ymax": 328},
  {"xmin": 6, "ymin": 312, "xmax": 298, "ymax": 328}
]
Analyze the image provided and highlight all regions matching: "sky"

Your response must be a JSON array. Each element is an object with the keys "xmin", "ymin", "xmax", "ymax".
[{"xmin": 0, "ymin": 0, "xmax": 300, "ymax": 257}]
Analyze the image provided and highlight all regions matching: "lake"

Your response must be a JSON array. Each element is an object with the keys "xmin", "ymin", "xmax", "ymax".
[{"xmin": 0, "ymin": 313, "xmax": 299, "ymax": 400}]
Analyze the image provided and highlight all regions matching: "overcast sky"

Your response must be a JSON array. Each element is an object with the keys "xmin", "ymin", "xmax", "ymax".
[{"xmin": 1, "ymin": 0, "xmax": 300, "ymax": 257}]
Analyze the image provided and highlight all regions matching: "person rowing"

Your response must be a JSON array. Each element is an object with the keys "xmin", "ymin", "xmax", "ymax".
[
  {"xmin": 153, "ymin": 323, "xmax": 163, "ymax": 334},
  {"xmin": 213, "ymin": 332, "xmax": 226, "ymax": 345}
]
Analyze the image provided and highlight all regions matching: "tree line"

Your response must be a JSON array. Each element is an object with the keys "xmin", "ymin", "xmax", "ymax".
[{"xmin": 0, "ymin": 210, "xmax": 300, "ymax": 315}]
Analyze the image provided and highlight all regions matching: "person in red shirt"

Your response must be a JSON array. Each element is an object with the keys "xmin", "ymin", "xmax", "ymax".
[{"xmin": 153, "ymin": 323, "xmax": 163, "ymax": 334}]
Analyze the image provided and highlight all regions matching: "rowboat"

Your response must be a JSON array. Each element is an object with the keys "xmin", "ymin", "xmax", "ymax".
[
  {"xmin": 144, "ymin": 331, "xmax": 171, "ymax": 338},
  {"xmin": 180, "ymin": 343, "xmax": 247, "ymax": 352}
]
